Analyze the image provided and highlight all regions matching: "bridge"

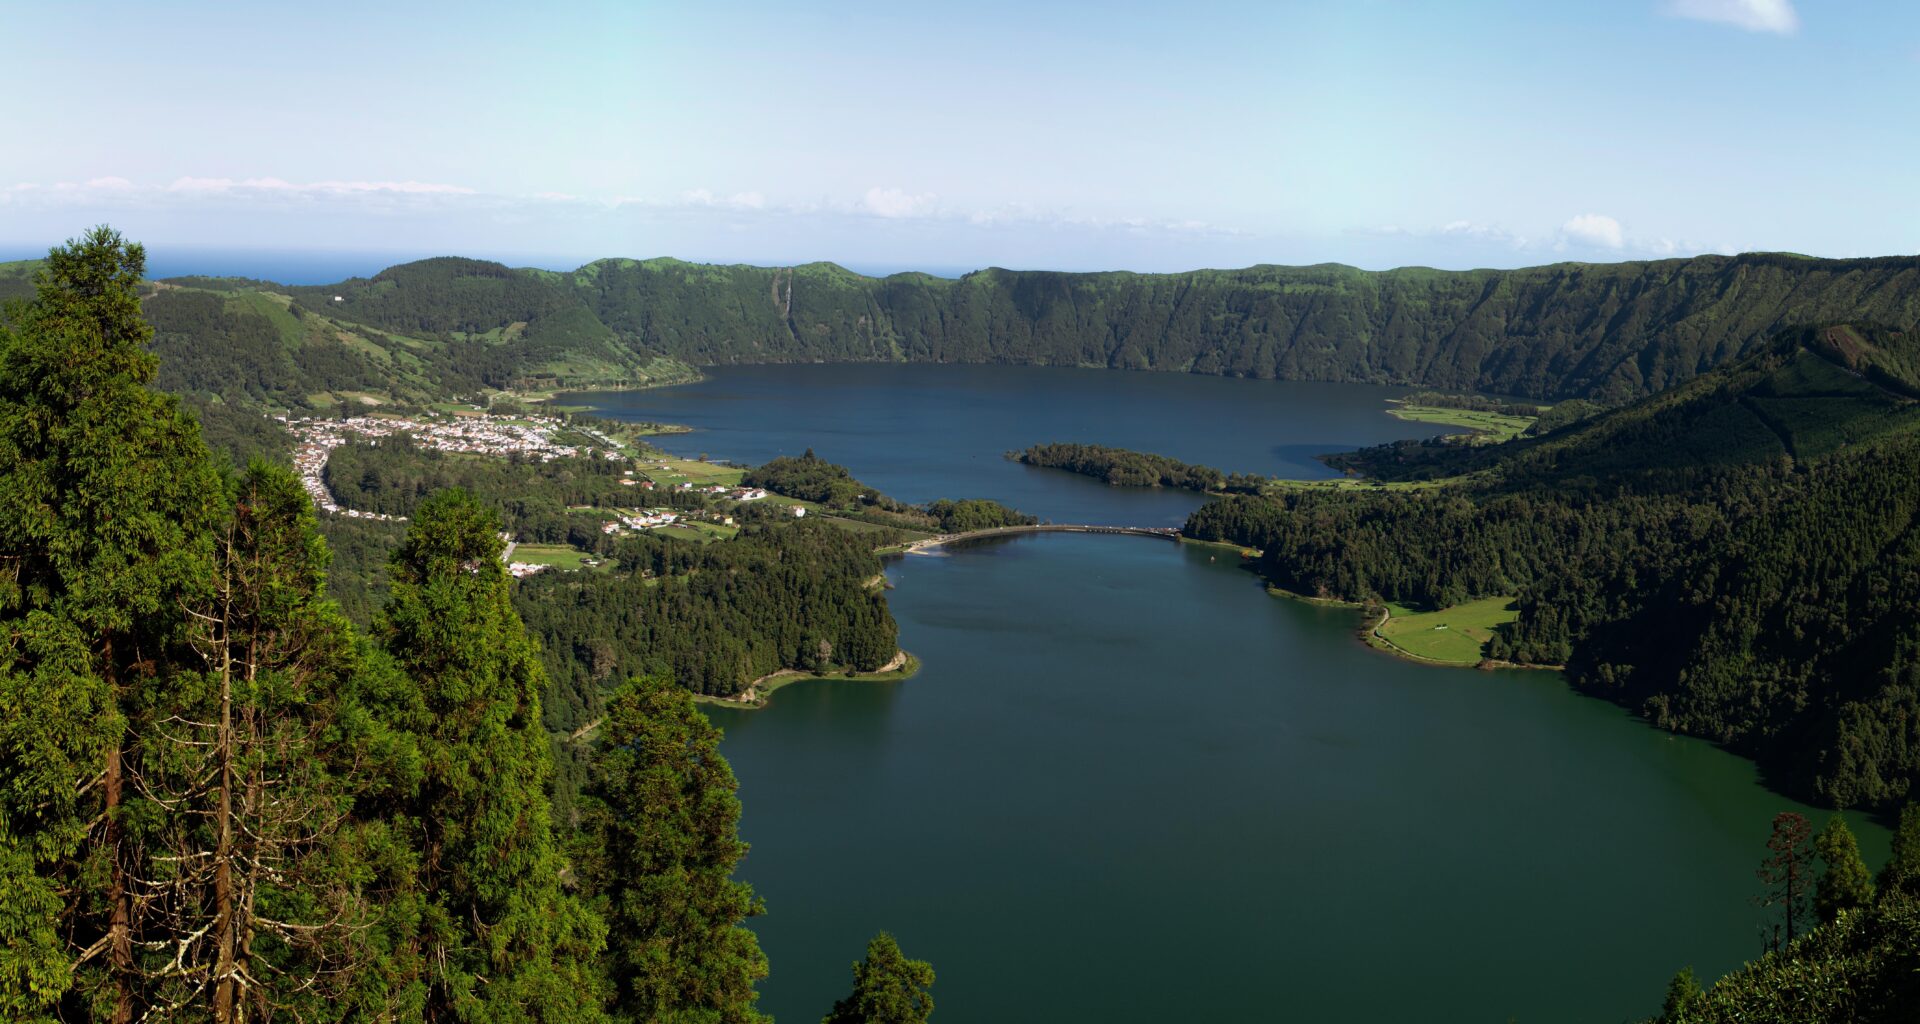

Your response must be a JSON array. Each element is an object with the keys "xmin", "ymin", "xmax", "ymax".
[{"xmin": 901, "ymin": 523, "xmax": 1183, "ymax": 554}]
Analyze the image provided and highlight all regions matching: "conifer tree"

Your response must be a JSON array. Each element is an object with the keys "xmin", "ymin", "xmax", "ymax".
[
  {"xmin": 1656, "ymin": 966, "xmax": 1703, "ymax": 1023},
  {"xmin": 822, "ymin": 933, "xmax": 935, "ymax": 1024},
  {"xmin": 1754, "ymin": 812, "xmax": 1814, "ymax": 951},
  {"xmin": 1814, "ymin": 816, "xmax": 1874, "ymax": 922},
  {"xmin": 580, "ymin": 673, "xmax": 769, "ymax": 1024},
  {"xmin": 379, "ymin": 489, "xmax": 606, "ymax": 1023},
  {"xmin": 0, "ymin": 227, "xmax": 222, "ymax": 1022},
  {"xmin": 132, "ymin": 461, "xmax": 390, "ymax": 1023},
  {"xmin": 1878, "ymin": 801, "xmax": 1920, "ymax": 898}
]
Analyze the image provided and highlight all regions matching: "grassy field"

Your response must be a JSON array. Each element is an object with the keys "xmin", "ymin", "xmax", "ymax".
[
  {"xmin": 640, "ymin": 456, "xmax": 745, "ymax": 488},
  {"xmin": 1374, "ymin": 596, "xmax": 1518, "ymax": 665},
  {"xmin": 1388, "ymin": 403, "xmax": 1537, "ymax": 443},
  {"xmin": 1264, "ymin": 475, "xmax": 1452, "ymax": 493},
  {"xmin": 510, "ymin": 543, "xmax": 594, "ymax": 570},
  {"xmin": 654, "ymin": 521, "xmax": 739, "ymax": 543}
]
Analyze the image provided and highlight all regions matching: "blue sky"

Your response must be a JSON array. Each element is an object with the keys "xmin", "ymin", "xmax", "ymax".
[{"xmin": 2, "ymin": 0, "xmax": 1916, "ymax": 272}]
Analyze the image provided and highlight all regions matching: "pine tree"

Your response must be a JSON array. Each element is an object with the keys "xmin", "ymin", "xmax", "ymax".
[
  {"xmin": 1814, "ymin": 816, "xmax": 1874, "ymax": 922},
  {"xmin": 0, "ymin": 227, "xmax": 223, "ymax": 1022},
  {"xmin": 1657, "ymin": 966, "xmax": 1703, "ymax": 1022},
  {"xmin": 580, "ymin": 673, "xmax": 769, "ymax": 1024},
  {"xmin": 1755, "ymin": 812, "xmax": 1814, "ymax": 952},
  {"xmin": 822, "ymin": 933, "xmax": 934, "ymax": 1024},
  {"xmin": 379, "ymin": 489, "xmax": 606, "ymax": 1023}
]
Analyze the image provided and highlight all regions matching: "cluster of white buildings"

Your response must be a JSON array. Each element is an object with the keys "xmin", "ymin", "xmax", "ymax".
[
  {"xmin": 507, "ymin": 562, "xmax": 551, "ymax": 578},
  {"xmin": 603, "ymin": 508, "xmax": 683, "ymax": 535},
  {"xmin": 286, "ymin": 412, "xmax": 613, "ymax": 518}
]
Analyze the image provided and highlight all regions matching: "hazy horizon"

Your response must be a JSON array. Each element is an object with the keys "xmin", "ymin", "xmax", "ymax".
[
  {"xmin": 5, "ymin": 1, "xmax": 1917, "ymax": 272},
  {"xmin": 8, "ymin": 240, "xmax": 1908, "ymax": 289}
]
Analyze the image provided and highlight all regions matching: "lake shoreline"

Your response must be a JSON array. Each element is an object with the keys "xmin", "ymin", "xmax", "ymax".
[{"xmin": 695, "ymin": 650, "xmax": 921, "ymax": 710}]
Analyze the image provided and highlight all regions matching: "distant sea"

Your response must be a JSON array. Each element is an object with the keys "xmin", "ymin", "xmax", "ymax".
[{"xmin": 0, "ymin": 245, "xmax": 979, "ymax": 285}]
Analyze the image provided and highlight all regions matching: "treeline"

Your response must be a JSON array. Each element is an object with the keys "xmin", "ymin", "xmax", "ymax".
[
  {"xmin": 1016, "ymin": 442, "xmax": 1266, "ymax": 493},
  {"xmin": 745, "ymin": 448, "xmax": 1035, "ymax": 532},
  {"xmin": 924, "ymin": 498, "xmax": 1036, "ymax": 532},
  {"xmin": 0, "ymin": 229, "xmax": 933, "ymax": 1024},
  {"xmin": 276, "ymin": 251, "xmax": 1920, "ymax": 402},
  {"xmin": 743, "ymin": 447, "xmax": 899, "ymax": 508},
  {"xmin": 1187, "ymin": 334, "xmax": 1920, "ymax": 809}
]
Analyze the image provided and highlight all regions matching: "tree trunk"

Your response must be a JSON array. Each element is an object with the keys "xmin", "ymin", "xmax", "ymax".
[
  {"xmin": 104, "ymin": 642, "xmax": 134, "ymax": 1024},
  {"xmin": 213, "ymin": 640, "xmax": 238, "ymax": 1024}
]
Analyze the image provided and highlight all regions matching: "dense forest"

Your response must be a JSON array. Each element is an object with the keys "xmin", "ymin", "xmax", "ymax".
[
  {"xmin": 1015, "ymin": 442, "xmax": 1266, "ymax": 493},
  {"xmin": 0, "ymin": 229, "xmax": 934, "ymax": 1023},
  {"xmin": 519, "ymin": 522, "xmax": 900, "ymax": 726},
  {"xmin": 263, "ymin": 251, "xmax": 1920, "ymax": 404},
  {"xmin": 1186, "ymin": 326, "xmax": 1920, "ymax": 810}
]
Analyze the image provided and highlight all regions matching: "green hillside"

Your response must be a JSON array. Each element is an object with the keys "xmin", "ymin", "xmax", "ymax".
[
  {"xmin": 1188, "ymin": 324, "xmax": 1920, "ymax": 810},
  {"xmin": 130, "ymin": 251, "xmax": 1920, "ymax": 406}
]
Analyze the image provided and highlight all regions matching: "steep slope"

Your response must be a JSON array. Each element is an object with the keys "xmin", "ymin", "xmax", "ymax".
[
  {"xmin": 282, "ymin": 257, "xmax": 692, "ymax": 390},
  {"xmin": 347, "ymin": 251, "xmax": 1920, "ymax": 401},
  {"xmin": 1187, "ymin": 325, "xmax": 1920, "ymax": 808}
]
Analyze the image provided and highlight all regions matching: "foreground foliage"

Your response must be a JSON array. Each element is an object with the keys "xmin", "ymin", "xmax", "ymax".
[{"xmin": 0, "ymin": 229, "xmax": 904, "ymax": 1023}]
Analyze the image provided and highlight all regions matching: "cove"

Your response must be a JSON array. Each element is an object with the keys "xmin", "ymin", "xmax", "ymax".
[{"xmin": 574, "ymin": 365, "xmax": 1889, "ymax": 1023}]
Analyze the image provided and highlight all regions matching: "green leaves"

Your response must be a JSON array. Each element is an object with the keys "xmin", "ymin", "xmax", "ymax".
[
  {"xmin": 380, "ymin": 489, "xmax": 608, "ymax": 1024},
  {"xmin": 822, "ymin": 933, "xmax": 935, "ymax": 1024},
  {"xmin": 581, "ymin": 674, "xmax": 768, "ymax": 1024}
]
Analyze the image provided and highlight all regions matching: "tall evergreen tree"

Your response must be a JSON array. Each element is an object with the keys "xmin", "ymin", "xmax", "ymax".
[
  {"xmin": 1879, "ymin": 802, "xmax": 1920, "ymax": 898},
  {"xmin": 822, "ymin": 934, "xmax": 934, "ymax": 1024},
  {"xmin": 580, "ymin": 673, "xmax": 769, "ymax": 1024},
  {"xmin": 133, "ymin": 461, "xmax": 394, "ymax": 1023},
  {"xmin": 378, "ymin": 489, "xmax": 606, "ymax": 1024},
  {"xmin": 1814, "ymin": 816, "xmax": 1874, "ymax": 923},
  {"xmin": 1755, "ymin": 812, "xmax": 1815, "ymax": 952},
  {"xmin": 0, "ymin": 227, "xmax": 223, "ymax": 1022}
]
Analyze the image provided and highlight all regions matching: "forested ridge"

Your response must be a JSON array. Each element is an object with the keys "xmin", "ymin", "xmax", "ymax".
[
  {"xmin": 0, "ymin": 229, "xmax": 935, "ymax": 1023},
  {"xmin": 17, "ymin": 248, "xmax": 1900, "ymax": 422},
  {"xmin": 1186, "ymin": 324, "xmax": 1920, "ymax": 811}
]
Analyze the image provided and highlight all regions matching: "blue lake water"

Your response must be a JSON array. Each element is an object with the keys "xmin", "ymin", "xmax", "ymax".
[{"xmin": 576, "ymin": 364, "xmax": 1888, "ymax": 1023}]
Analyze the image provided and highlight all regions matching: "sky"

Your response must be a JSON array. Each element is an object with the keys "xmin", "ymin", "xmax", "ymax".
[{"xmin": 2, "ymin": 0, "xmax": 1917, "ymax": 274}]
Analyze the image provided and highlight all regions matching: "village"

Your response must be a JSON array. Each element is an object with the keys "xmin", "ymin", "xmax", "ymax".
[
  {"xmin": 285, "ymin": 410, "xmax": 804, "ymax": 578},
  {"xmin": 287, "ymin": 411, "xmax": 602, "ymax": 519}
]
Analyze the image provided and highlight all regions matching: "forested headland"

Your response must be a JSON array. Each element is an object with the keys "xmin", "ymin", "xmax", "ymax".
[
  {"xmin": 1185, "ymin": 324, "xmax": 1920, "ymax": 812},
  {"xmin": 0, "ymin": 228, "xmax": 935, "ymax": 1023},
  {"xmin": 1015, "ymin": 442, "xmax": 1266, "ymax": 494}
]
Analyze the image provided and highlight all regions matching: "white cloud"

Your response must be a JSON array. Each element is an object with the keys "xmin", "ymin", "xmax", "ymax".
[
  {"xmin": 1360, "ymin": 220, "xmax": 1530, "ymax": 249},
  {"xmin": 1561, "ymin": 213, "xmax": 1626, "ymax": 249},
  {"xmin": 0, "ymin": 174, "xmax": 1242, "ymax": 249},
  {"xmin": 1665, "ymin": 0, "xmax": 1799, "ymax": 35},
  {"xmin": 862, "ymin": 186, "xmax": 937, "ymax": 219},
  {"xmin": 678, "ymin": 188, "xmax": 770, "ymax": 211}
]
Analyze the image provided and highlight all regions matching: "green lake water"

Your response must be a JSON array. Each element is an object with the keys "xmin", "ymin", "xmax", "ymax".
[{"xmin": 577, "ymin": 365, "xmax": 1889, "ymax": 1023}]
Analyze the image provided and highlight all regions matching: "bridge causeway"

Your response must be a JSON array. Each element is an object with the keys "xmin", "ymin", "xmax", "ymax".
[{"xmin": 901, "ymin": 523, "xmax": 1183, "ymax": 553}]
